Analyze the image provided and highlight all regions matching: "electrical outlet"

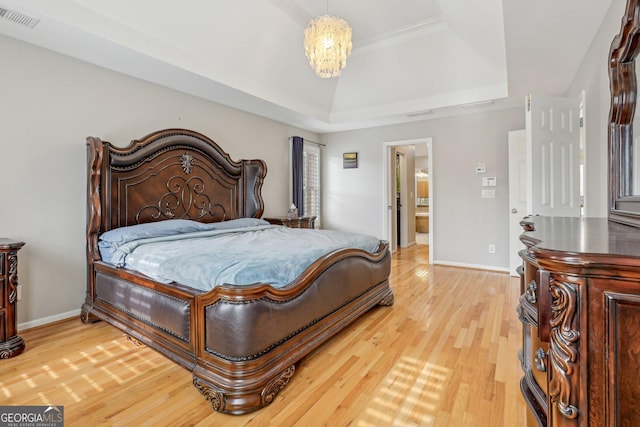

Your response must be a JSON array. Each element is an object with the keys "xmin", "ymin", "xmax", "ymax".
[{"xmin": 488, "ymin": 244, "xmax": 496, "ymax": 254}]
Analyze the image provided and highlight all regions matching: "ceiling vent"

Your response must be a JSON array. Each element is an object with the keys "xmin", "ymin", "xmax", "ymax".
[{"xmin": 0, "ymin": 6, "xmax": 40, "ymax": 29}]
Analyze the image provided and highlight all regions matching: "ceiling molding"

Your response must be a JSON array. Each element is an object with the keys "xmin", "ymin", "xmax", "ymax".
[{"xmin": 352, "ymin": 16, "xmax": 447, "ymax": 54}]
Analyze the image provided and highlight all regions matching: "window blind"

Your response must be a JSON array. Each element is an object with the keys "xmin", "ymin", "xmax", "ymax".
[{"xmin": 303, "ymin": 142, "xmax": 321, "ymax": 219}]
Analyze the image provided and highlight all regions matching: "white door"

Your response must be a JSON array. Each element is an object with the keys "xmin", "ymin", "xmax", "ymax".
[
  {"xmin": 389, "ymin": 148, "xmax": 398, "ymax": 253},
  {"xmin": 526, "ymin": 94, "xmax": 581, "ymax": 217},
  {"xmin": 508, "ymin": 130, "xmax": 527, "ymax": 276},
  {"xmin": 397, "ymin": 151, "xmax": 410, "ymax": 248}
]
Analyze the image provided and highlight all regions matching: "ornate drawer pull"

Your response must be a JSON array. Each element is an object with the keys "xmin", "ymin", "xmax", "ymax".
[
  {"xmin": 525, "ymin": 280, "xmax": 537, "ymax": 304},
  {"xmin": 534, "ymin": 348, "xmax": 547, "ymax": 372}
]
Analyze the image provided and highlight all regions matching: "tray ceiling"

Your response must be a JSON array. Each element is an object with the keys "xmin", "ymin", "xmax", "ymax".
[{"xmin": 0, "ymin": 0, "xmax": 614, "ymax": 132}]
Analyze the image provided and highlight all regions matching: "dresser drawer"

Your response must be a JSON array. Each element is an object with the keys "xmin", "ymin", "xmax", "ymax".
[
  {"xmin": 0, "ymin": 311, "xmax": 4, "ymax": 342},
  {"xmin": 520, "ymin": 306, "xmax": 549, "ymax": 395},
  {"xmin": 522, "ymin": 257, "xmax": 539, "ymax": 309},
  {"xmin": 529, "ymin": 325, "xmax": 549, "ymax": 397},
  {"xmin": 0, "ymin": 252, "xmax": 4, "ymax": 310},
  {"xmin": 519, "ymin": 254, "xmax": 550, "ymax": 425},
  {"xmin": 518, "ymin": 261, "xmax": 539, "ymax": 333}
]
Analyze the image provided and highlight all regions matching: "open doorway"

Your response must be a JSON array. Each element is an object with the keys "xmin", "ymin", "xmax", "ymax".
[
  {"xmin": 415, "ymin": 143, "xmax": 430, "ymax": 246},
  {"xmin": 382, "ymin": 138, "xmax": 432, "ymax": 263},
  {"xmin": 395, "ymin": 151, "xmax": 409, "ymax": 248}
]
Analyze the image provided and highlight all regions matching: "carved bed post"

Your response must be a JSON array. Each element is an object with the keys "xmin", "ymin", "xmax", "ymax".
[
  {"xmin": 81, "ymin": 137, "xmax": 104, "ymax": 323},
  {"xmin": 241, "ymin": 160, "xmax": 266, "ymax": 219}
]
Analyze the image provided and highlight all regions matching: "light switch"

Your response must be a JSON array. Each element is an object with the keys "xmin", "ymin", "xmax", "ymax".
[{"xmin": 482, "ymin": 189, "xmax": 496, "ymax": 198}]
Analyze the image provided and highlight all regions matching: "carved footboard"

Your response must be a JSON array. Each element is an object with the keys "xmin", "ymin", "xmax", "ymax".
[
  {"xmin": 191, "ymin": 243, "xmax": 393, "ymax": 414},
  {"xmin": 82, "ymin": 243, "xmax": 392, "ymax": 415}
]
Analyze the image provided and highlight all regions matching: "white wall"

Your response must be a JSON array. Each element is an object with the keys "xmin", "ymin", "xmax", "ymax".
[
  {"xmin": 567, "ymin": 0, "xmax": 626, "ymax": 218},
  {"xmin": 322, "ymin": 108, "xmax": 525, "ymax": 271},
  {"xmin": 0, "ymin": 35, "xmax": 318, "ymax": 328}
]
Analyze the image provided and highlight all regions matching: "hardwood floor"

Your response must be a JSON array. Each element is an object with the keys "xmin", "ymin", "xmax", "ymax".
[{"xmin": 0, "ymin": 245, "xmax": 526, "ymax": 426}]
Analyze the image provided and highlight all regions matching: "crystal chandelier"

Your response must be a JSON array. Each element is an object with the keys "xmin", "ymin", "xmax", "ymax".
[{"xmin": 304, "ymin": 11, "xmax": 352, "ymax": 78}]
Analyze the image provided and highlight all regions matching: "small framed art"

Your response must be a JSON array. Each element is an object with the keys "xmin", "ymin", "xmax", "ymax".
[{"xmin": 343, "ymin": 152, "xmax": 358, "ymax": 169}]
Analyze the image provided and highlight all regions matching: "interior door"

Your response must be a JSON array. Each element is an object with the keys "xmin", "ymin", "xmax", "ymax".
[
  {"xmin": 396, "ymin": 153, "xmax": 402, "ymax": 246},
  {"xmin": 526, "ymin": 94, "xmax": 581, "ymax": 217},
  {"xmin": 389, "ymin": 147, "xmax": 398, "ymax": 253},
  {"xmin": 508, "ymin": 130, "xmax": 527, "ymax": 276},
  {"xmin": 396, "ymin": 151, "xmax": 410, "ymax": 248}
]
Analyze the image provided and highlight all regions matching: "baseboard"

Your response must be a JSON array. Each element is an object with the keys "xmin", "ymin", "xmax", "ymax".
[
  {"xmin": 18, "ymin": 309, "xmax": 81, "ymax": 332},
  {"xmin": 434, "ymin": 260, "xmax": 509, "ymax": 274}
]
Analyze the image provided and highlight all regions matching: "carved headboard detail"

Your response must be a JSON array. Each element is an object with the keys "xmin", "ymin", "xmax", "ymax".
[{"xmin": 86, "ymin": 128, "xmax": 267, "ymax": 260}]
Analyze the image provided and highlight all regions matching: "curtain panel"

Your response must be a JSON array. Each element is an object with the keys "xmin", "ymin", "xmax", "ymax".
[{"xmin": 291, "ymin": 136, "xmax": 304, "ymax": 216}]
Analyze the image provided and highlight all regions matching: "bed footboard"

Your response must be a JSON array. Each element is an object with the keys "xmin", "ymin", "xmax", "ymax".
[
  {"xmin": 82, "ymin": 264, "xmax": 199, "ymax": 370},
  {"xmin": 191, "ymin": 244, "xmax": 393, "ymax": 414}
]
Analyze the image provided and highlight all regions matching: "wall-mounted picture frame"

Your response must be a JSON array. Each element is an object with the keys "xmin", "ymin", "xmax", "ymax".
[{"xmin": 343, "ymin": 152, "xmax": 358, "ymax": 169}]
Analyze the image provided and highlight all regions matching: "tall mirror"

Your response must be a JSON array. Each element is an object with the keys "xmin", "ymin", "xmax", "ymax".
[{"xmin": 609, "ymin": 0, "xmax": 640, "ymax": 226}]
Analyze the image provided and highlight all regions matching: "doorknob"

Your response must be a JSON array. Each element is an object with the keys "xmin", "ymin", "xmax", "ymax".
[{"xmin": 511, "ymin": 208, "xmax": 518, "ymax": 214}]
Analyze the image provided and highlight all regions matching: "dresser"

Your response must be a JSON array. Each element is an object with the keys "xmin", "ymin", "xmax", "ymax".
[
  {"xmin": 518, "ymin": 216, "xmax": 640, "ymax": 426},
  {"xmin": 264, "ymin": 216, "xmax": 316, "ymax": 229},
  {"xmin": 0, "ymin": 239, "xmax": 25, "ymax": 359}
]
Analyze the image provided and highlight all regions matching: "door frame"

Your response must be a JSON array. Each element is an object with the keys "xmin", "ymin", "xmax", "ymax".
[
  {"xmin": 508, "ymin": 129, "xmax": 526, "ymax": 276},
  {"xmin": 579, "ymin": 89, "xmax": 586, "ymax": 215},
  {"xmin": 382, "ymin": 138, "xmax": 433, "ymax": 263}
]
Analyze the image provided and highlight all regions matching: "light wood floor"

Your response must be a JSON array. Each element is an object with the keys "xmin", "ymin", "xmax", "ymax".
[{"xmin": 1, "ymin": 245, "xmax": 526, "ymax": 426}]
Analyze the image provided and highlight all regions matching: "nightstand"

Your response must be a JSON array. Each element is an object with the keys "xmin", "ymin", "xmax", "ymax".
[
  {"xmin": 0, "ymin": 238, "xmax": 25, "ymax": 359},
  {"xmin": 264, "ymin": 216, "xmax": 317, "ymax": 229}
]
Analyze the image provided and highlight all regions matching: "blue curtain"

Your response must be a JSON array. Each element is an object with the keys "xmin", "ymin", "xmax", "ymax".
[{"xmin": 292, "ymin": 136, "xmax": 304, "ymax": 216}]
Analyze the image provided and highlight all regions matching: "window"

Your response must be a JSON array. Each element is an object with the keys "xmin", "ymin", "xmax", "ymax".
[{"xmin": 303, "ymin": 142, "xmax": 321, "ymax": 220}]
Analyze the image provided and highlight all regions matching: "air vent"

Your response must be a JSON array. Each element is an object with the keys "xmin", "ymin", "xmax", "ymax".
[{"xmin": 0, "ymin": 6, "xmax": 40, "ymax": 29}]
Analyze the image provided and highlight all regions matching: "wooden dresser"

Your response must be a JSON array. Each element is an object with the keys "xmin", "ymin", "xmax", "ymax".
[
  {"xmin": 518, "ymin": 216, "xmax": 640, "ymax": 426},
  {"xmin": 0, "ymin": 238, "xmax": 25, "ymax": 359},
  {"xmin": 264, "ymin": 216, "xmax": 316, "ymax": 229}
]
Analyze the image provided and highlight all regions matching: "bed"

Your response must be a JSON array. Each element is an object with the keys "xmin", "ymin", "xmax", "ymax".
[{"xmin": 81, "ymin": 128, "xmax": 393, "ymax": 414}]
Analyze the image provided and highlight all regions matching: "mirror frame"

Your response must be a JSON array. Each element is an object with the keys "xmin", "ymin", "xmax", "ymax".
[{"xmin": 610, "ymin": 0, "xmax": 640, "ymax": 226}]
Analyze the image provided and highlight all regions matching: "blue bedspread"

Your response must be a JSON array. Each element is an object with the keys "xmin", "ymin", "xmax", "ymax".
[{"xmin": 99, "ymin": 222, "xmax": 382, "ymax": 291}]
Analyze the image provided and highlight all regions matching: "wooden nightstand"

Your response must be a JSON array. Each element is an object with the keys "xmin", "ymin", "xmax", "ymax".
[
  {"xmin": 264, "ymin": 216, "xmax": 317, "ymax": 229},
  {"xmin": 0, "ymin": 238, "xmax": 25, "ymax": 359}
]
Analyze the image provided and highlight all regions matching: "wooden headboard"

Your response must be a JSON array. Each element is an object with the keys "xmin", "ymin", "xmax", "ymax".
[{"xmin": 86, "ymin": 129, "xmax": 267, "ymax": 260}]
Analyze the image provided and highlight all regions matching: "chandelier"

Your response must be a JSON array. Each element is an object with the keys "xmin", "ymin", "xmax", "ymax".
[{"xmin": 304, "ymin": 12, "xmax": 352, "ymax": 78}]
